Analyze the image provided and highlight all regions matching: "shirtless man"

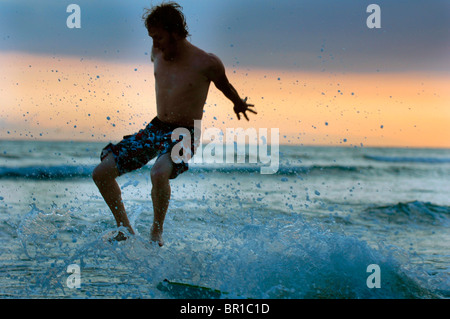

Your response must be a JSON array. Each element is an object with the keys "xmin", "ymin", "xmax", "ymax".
[{"xmin": 92, "ymin": 2, "xmax": 256, "ymax": 246}]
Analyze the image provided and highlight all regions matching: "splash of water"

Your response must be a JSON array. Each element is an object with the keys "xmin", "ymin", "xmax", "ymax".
[{"xmin": 11, "ymin": 204, "xmax": 441, "ymax": 299}]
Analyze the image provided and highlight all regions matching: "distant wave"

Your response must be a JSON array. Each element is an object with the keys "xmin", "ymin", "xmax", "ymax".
[
  {"xmin": 364, "ymin": 201, "xmax": 450, "ymax": 226},
  {"xmin": 364, "ymin": 155, "xmax": 450, "ymax": 164},
  {"xmin": 190, "ymin": 164, "xmax": 367, "ymax": 175},
  {"xmin": 0, "ymin": 165, "xmax": 94, "ymax": 180},
  {"xmin": 0, "ymin": 164, "xmax": 374, "ymax": 180},
  {"xmin": 1, "ymin": 159, "xmax": 446, "ymax": 180}
]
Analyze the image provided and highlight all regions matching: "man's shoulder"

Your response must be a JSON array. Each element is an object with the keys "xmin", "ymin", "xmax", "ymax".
[
  {"xmin": 190, "ymin": 44, "xmax": 221, "ymax": 66},
  {"xmin": 196, "ymin": 50, "xmax": 224, "ymax": 73},
  {"xmin": 184, "ymin": 43, "xmax": 225, "ymax": 80},
  {"xmin": 205, "ymin": 52, "xmax": 223, "ymax": 66}
]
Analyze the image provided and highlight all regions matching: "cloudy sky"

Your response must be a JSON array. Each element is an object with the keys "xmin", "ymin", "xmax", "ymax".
[
  {"xmin": 1, "ymin": 0, "xmax": 449, "ymax": 146},
  {"xmin": 1, "ymin": 0, "xmax": 449, "ymax": 72}
]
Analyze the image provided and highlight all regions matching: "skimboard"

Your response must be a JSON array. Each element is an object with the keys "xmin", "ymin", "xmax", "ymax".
[{"xmin": 157, "ymin": 279, "xmax": 225, "ymax": 299}]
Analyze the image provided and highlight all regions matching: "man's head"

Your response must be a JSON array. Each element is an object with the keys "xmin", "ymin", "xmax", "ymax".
[{"xmin": 143, "ymin": 2, "xmax": 189, "ymax": 39}]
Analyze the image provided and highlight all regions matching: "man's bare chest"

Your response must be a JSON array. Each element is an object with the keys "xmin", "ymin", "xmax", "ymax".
[{"xmin": 154, "ymin": 57, "xmax": 208, "ymax": 89}]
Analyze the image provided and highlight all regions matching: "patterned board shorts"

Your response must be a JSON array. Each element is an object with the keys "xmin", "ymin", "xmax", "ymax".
[{"xmin": 100, "ymin": 117, "xmax": 197, "ymax": 179}]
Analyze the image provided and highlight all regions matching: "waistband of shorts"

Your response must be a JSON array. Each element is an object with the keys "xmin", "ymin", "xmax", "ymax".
[{"xmin": 151, "ymin": 116, "xmax": 195, "ymax": 132}]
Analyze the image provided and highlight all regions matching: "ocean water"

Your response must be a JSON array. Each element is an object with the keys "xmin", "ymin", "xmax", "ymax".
[{"xmin": 0, "ymin": 140, "xmax": 449, "ymax": 299}]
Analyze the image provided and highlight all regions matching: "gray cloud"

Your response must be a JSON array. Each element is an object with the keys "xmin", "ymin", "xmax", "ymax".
[
  {"xmin": 0, "ymin": 0, "xmax": 150, "ymax": 59},
  {"xmin": 209, "ymin": 0, "xmax": 450, "ymax": 72},
  {"xmin": 1, "ymin": 0, "xmax": 449, "ymax": 73}
]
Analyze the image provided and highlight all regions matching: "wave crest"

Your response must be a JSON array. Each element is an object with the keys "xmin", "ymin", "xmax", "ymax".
[{"xmin": 364, "ymin": 201, "xmax": 450, "ymax": 226}]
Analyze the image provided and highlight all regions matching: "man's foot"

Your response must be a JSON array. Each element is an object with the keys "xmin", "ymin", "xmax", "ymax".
[
  {"xmin": 150, "ymin": 226, "xmax": 164, "ymax": 247},
  {"xmin": 108, "ymin": 231, "xmax": 128, "ymax": 243}
]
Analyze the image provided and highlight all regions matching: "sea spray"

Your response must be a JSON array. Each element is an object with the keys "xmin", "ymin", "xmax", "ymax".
[
  {"xmin": 9, "ymin": 205, "xmax": 425, "ymax": 298},
  {"xmin": 1, "ymin": 141, "xmax": 448, "ymax": 298}
]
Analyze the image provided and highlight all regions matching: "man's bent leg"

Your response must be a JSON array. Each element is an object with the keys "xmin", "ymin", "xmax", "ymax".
[
  {"xmin": 92, "ymin": 152, "xmax": 135, "ymax": 237},
  {"xmin": 150, "ymin": 153, "xmax": 173, "ymax": 246}
]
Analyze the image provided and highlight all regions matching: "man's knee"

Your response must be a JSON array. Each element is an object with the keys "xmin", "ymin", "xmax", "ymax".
[
  {"xmin": 151, "ymin": 156, "xmax": 173, "ymax": 186},
  {"xmin": 150, "ymin": 167, "xmax": 171, "ymax": 186},
  {"xmin": 92, "ymin": 153, "xmax": 119, "ymax": 184},
  {"xmin": 92, "ymin": 165, "xmax": 105, "ymax": 184}
]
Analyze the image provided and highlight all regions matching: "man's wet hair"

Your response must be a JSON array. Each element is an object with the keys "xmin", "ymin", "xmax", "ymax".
[{"xmin": 143, "ymin": 2, "xmax": 190, "ymax": 38}]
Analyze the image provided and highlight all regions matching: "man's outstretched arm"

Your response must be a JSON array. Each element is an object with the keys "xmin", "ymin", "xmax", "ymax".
[{"xmin": 207, "ymin": 54, "xmax": 256, "ymax": 121}]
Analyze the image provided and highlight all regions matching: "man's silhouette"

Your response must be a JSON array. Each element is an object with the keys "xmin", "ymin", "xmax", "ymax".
[{"xmin": 92, "ymin": 2, "xmax": 256, "ymax": 246}]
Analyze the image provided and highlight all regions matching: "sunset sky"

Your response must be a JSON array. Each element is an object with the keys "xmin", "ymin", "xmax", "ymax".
[{"xmin": 1, "ymin": 0, "xmax": 449, "ymax": 148}]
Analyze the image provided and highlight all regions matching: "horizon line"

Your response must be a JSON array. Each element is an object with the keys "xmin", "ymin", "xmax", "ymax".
[{"xmin": 1, "ymin": 138, "xmax": 449, "ymax": 150}]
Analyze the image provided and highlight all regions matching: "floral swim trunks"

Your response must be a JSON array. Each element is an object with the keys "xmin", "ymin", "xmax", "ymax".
[{"xmin": 100, "ymin": 117, "xmax": 197, "ymax": 179}]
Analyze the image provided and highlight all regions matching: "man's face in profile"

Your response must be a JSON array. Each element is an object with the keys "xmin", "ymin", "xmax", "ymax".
[{"xmin": 148, "ymin": 26, "xmax": 178, "ymax": 60}]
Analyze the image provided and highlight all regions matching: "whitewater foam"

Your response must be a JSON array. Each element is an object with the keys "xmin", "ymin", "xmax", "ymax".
[{"xmin": 10, "ymin": 204, "xmax": 442, "ymax": 299}]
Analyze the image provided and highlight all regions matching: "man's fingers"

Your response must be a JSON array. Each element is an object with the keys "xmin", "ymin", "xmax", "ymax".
[{"xmin": 235, "ymin": 98, "xmax": 256, "ymax": 120}]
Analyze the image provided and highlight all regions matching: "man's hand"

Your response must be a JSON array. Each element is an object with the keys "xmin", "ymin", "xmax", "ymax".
[{"xmin": 234, "ymin": 97, "xmax": 257, "ymax": 121}]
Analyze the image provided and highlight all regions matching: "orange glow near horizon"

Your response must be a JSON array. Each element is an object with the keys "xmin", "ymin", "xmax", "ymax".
[{"xmin": 1, "ymin": 52, "xmax": 449, "ymax": 148}]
